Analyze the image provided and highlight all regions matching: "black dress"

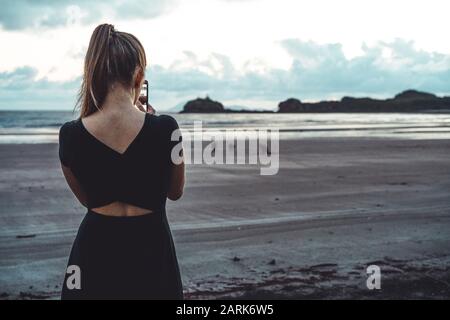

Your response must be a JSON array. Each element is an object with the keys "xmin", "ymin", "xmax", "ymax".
[{"xmin": 58, "ymin": 113, "xmax": 183, "ymax": 299}]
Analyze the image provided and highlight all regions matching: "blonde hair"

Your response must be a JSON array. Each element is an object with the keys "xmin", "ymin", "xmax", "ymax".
[{"xmin": 76, "ymin": 24, "xmax": 147, "ymax": 118}]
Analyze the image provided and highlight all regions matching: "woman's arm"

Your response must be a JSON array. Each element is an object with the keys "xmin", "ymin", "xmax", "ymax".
[
  {"xmin": 61, "ymin": 164, "xmax": 88, "ymax": 207},
  {"xmin": 168, "ymin": 159, "xmax": 185, "ymax": 201},
  {"xmin": 165, "ymin": 115, "xmax": 185, "ymax": 201}
]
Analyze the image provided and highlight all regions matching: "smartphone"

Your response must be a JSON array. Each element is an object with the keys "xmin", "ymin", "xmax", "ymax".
[{"xmin": 140, "ymin": 80, "xmax": 149, "ymax": 112}]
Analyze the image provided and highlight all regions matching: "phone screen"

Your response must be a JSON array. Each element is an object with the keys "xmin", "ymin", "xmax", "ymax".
[{"xmin": 140, "ymin": 80, "xmax": 149, "ymax": 112}]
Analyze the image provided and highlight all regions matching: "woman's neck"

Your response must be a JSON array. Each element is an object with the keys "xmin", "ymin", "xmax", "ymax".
[{"xmin": 101, "ymin": 84, "xmax": 136, "ymax": 115}]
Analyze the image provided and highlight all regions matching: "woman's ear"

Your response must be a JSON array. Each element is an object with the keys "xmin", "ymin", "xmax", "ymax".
[{"xmin": 134, "ymin": 67, "xmax": 144, "ymax": 88}]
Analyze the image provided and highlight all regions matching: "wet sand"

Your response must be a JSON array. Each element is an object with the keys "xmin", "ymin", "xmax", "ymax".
[{"xmin": 1, "ymin": 138, "xmax": 450, "ymax": 299}]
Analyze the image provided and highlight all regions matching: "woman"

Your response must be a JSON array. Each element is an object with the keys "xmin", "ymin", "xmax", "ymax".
[{"xmin": 58, "ymin": 24, "xmax": 185, "ymax": 299}]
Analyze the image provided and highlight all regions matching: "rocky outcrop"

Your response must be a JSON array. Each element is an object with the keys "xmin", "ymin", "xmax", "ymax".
[
  {"xmin": 180, "ymin": 96, "xmax": 225, "ymax": 113},
  {"xmin": 278, "ymin": 98, "xmax": 303, "ymax": 112},
  {"xmin": 179, "ymin": 90, "xmax": 450, "ymax": 113},
  {"xmin": 393, "ymin": 90, "xmax": 437, "ymax": 100},
  {"xmin": 278, "ymin": 90, "xmax": 450, "ymax": 113}
]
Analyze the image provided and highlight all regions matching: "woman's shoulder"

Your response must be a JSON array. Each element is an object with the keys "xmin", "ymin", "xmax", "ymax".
[
  {"xmin": 58, "ymin": 119, "xmax": 81, "ymax": 166},
  {"xmin": 151, "ymin": 114, "xmax": 179, "ymax": 127},
  {"xmin": 59, "ymin": 118, "xmax": 81, "ymax": 140},
  {"xmin": 60, "ymin": 118, "xmax": 79, "ymax": 129},
  {"xmin": 149, "ymin": 114, "xmax": 180, "ymax": 134}
]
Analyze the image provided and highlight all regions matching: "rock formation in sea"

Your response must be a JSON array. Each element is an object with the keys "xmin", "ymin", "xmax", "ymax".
[
  {"xmin": 277, "ymin": 90, "xmax": 450, "ymax": 113},
  {"xmin": 180, "ymin": 96, "xmax": 225, "ymax": 113},
  {"xmin": 179, "ymin": 90, "xmax": 450, "ymax": 113}
]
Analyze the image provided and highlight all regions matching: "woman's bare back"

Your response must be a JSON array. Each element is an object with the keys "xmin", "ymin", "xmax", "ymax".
[{"xmin": 80, "ymin": 106, "xmax": 153, "ymax": 217}]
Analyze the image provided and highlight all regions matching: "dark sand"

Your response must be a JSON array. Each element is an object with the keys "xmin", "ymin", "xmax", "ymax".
[{"xmin": 1, "ymin": 138, "xmax": 450, "ymax": 299}]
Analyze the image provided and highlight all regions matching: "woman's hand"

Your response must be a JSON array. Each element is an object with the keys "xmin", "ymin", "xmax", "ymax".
[{"xmin": 136, "ymin": 95, "xmax": 155, "ymax": 114}]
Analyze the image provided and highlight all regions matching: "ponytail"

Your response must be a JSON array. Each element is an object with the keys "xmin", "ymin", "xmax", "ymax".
[{"xmin": 76, "ymin": 24, "xmax": 147, "ymax": 118}]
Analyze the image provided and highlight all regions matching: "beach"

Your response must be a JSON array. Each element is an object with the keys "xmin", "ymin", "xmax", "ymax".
[
  {"xmin": 3, "ymin": 0, "xmax": 450, "ymax": 303},
  {"xmin": 1, "ymin": 136, "xmax": 449, "ymax": 299}
]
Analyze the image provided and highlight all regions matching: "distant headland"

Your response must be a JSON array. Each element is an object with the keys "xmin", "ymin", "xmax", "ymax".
[{"xmin": 179, "ymin": 90, "xmax": 450, "ymax": 113}]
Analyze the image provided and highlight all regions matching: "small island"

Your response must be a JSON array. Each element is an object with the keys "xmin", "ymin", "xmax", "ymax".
[
  {"xmin": 179, "ymin": 90, "xmax": 450, "ymax": 113},
  {"xmin": 179, "ymin": 96, "xmax": 273, "ymax": 113},
  {"xmin": 180, "ymin": 96, "xmax": 225, "ymax": 113}
]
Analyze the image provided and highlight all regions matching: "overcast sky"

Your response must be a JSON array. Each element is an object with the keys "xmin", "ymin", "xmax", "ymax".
[{"xmin": 1, "ymin": 0, "xmax": 450, "ymax": 110}]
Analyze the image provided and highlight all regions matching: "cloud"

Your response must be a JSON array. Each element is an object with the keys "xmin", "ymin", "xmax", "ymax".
[
  {"xmin": 278, "ymin": 38, "xmax": 450, "ymax": 97},
  {"xmin": 0, "ymin": 67, "xmax": 79, "ymax": 110},
  {"xmin": 1, "ymin": 39, "xmax": 450, "ymax": 110},
  {"xmin": 149, "ymin": 39, "xmax": 450, "ymax": 105},
  {"xmin": 0, "ymin": 0, "xmax": 176, "ymax": 30}
]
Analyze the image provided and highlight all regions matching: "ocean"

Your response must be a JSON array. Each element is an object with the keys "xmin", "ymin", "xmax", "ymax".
[{"xmin": 1, "ymin": 110, "xmax": 450, "ymax": 143}]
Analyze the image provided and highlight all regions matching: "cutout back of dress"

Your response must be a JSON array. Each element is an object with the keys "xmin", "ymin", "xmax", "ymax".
[
  {"xmin": 59, "ymin": 113, "xmax": 181, "ymax": 212},
  {"xmin": 80, "ymin": 113, "xmax": 147, "ymax": 156}
]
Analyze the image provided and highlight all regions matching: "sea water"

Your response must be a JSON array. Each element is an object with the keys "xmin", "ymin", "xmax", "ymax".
[{"xmin": 1, "ymin": 110, "xmax": 450, "ymax": 143}]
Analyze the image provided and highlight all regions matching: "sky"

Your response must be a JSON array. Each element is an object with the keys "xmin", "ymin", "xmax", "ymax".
[{"xmin": 0, "ymin": 0, "xmax": 450, "ymax": 111}]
